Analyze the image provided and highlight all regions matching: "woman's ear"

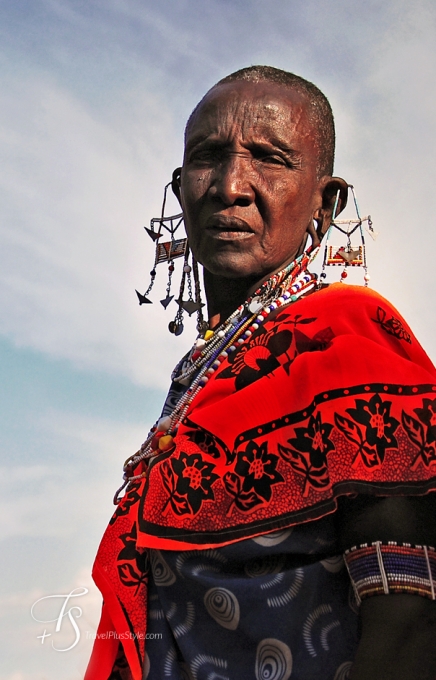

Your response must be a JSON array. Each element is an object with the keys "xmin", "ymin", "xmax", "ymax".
[
  {"xmin": 313, "ymin": 177, "xmax": 349, "ymax": 239},
  {"xmin": 171, "ymin": 167, "xmax": 182, "ymax": 206}
]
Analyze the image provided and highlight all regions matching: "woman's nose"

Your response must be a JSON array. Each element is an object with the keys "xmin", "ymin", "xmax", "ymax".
[{"xmin": 208, "ymin": 153, "xmax": 255, "ymax": 207}]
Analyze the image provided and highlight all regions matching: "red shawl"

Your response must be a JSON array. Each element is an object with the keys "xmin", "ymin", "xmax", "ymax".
[{"xmin": 85, "ymin": 284, "xmax": 436, "ymax": 680}]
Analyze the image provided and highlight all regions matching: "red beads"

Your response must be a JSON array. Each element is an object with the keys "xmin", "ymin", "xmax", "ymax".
[{"xmin": 341, "ymin": 270, "xmax": 348, "ymax": 280}]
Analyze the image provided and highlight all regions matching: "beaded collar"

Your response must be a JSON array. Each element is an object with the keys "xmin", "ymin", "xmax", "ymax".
[{"xmin": 114, "ymin": 247, "xmax": 319, "ymax": 503}]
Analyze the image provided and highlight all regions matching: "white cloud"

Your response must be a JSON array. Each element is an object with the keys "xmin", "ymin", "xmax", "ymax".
[
  {"xmin": 0, "ymin": 409, "xmax": 150, "ymax": 541},
  {"xmin": 0, "ymin": 70, "xmax": 195, "ymax": 390}
]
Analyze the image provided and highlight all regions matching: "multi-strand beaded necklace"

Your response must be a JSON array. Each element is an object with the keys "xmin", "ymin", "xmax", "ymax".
[{"xmin": 114, "ymin": 247, "xmax": 319, "ymax": 504}]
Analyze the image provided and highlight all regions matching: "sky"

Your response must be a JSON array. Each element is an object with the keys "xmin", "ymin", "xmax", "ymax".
[{"xmin": 0, "ymin": 0, "xmax": 435, "ymax": 677}]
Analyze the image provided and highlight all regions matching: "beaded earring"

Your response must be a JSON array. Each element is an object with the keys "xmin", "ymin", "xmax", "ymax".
[
  {"xmin": 319, "ymin": 185, "xmax": 377, "ymax": 287},
  {"xmin": 135, "ymin": 181, "xmax": 205, "ymax": 335}
]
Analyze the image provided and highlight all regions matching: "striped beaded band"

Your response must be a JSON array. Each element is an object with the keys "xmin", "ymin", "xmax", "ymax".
[{"xmin": 344, "ymin": 541, "xmax": 436, "ymax": 604}]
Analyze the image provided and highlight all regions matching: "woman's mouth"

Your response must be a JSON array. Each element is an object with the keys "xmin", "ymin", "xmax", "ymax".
[{"xmin": 205, "ymin": 215, "xmax": 255, "ymax": 241}]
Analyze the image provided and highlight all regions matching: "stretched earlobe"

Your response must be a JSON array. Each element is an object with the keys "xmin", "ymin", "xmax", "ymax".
[
  {"xmin": 315, "ymin": 177, "xmax": 349, "ymax": 239},
  {"xmin": 171, "ymin": 167, "xmax": 182, "ymax": 203},
  {"xmin": 306, "ymin": 218, "xmax": 321, "ymax": 249}
]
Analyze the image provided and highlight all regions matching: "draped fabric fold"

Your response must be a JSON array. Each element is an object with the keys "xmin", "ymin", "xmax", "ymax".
[{"xmin": 85, "ymin": 284, "xmax": 436, "ymax": 679}]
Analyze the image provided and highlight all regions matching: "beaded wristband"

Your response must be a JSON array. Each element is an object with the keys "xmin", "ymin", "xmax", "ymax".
[{"xmin": 343, "ymin": 541, "xmax": 436, "ymax": 605}]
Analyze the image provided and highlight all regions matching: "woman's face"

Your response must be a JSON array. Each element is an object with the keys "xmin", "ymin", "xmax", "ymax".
[{"xmin": 177, "ymin": 80, "xmax": 326, "ymax": 281}]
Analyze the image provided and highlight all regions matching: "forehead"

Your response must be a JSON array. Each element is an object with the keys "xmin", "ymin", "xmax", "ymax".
[{"xmin": 185, "ymin": 80, "xmax": 314, "ymax": 147}]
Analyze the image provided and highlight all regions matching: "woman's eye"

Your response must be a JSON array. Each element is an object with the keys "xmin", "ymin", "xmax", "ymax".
[{"xmin": 261, "ymin": 154, "xmax": 287, "ymax": 166}]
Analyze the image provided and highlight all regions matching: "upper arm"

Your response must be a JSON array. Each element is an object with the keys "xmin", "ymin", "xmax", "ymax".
[{"xmin": 336, "ymin": 493, "xmax": 436, "ymax": 550}]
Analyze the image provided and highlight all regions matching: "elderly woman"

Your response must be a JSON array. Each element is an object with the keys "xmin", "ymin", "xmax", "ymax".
[{"xmin": 86, "ymin": 67, "xmax": 436, "ymax": 680}]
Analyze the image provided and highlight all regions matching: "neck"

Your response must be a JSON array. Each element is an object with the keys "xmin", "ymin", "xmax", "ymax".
[
  {"xmin": 204, "ymin": 271, "xmax": 262, "ymax": 329},
  {"xmin": 204, "ymin": 258, "xmax": 310, "ymax": 329}
]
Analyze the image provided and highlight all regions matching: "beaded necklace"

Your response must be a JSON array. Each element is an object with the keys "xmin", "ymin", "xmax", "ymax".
[{"xmin": 114, "ymin": 247, "xmax": 319, "ymax": 503}]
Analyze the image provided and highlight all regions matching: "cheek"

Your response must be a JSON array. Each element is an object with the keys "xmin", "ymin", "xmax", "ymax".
[
  {"xmin": 180, "ymin": 176, "xmax": 211, "ymax": 220},
  {"xmin": 263, "ymin": 194, "xmax": 313, "ymax": 252}
]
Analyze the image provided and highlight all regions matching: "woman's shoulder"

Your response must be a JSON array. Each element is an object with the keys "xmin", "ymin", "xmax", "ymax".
[
  {"xmin": 299, "ymin": 283, "xmax": 412, "ymax": 336},
  {"xmin": 285, "ymin": 282, "xmax": 434, "ymax": 378},
  {"xmin": 313, "ymin": 282, "xmax": 400, "ymax": 310}
]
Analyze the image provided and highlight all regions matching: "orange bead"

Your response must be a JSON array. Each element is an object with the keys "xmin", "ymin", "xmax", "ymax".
[
  {"xmin": 158, "ymin": 435, "xmax": 174, "ymax": 451},
  {"xmin": 151, "ymin": 430, "xmax": 165, "ymax": 449}
]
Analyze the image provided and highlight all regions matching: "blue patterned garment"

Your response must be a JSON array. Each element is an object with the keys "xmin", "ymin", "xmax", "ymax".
[{"xmin": 144, "ymin": 513, "xmax": 359, "ymax": 680}]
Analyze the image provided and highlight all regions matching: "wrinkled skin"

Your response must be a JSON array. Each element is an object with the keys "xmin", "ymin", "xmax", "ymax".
[{"xmin": 172, "ymin": 80, "xmax": 347, "ymax": 321}]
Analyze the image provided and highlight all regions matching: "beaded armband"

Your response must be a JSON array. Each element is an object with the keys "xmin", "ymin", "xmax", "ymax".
[{"xmin": 343, "ymin": 541, "xmax": 436, "ymax": 604}]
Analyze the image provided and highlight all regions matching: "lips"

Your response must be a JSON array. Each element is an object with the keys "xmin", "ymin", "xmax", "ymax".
[{"xmin": 205, "ymin": 215, "xmax": 254, "ymax": 241}]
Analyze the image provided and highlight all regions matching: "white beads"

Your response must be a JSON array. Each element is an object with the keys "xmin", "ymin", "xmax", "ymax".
[
  {"xmin": 157, "ymin": 416, "xmax": 172, "ymax": 432},
  {"xmin": 248, "ymin": 299, "xmax": 263, "ymax": 314}
]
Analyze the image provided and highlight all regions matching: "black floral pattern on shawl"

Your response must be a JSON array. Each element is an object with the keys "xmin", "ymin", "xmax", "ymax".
[
  {"xmin": 278, "ymin": 412, "xmax": 334, "ymax": 496},
  {"xmin": 160, "ymin": 452, "xmax": 219, "ymax": 516},
  {"xmin": 402, "ymin": 398, "xmax": 436, "ymax": 468},
  {"xmin": 372, "ymin": 306, "xmax": 412, "ymax": 344},
  {"xmin": 116, "ymin": 524, "xmax": 148, "ymax": 596},
  {"xmin": 109, "ymin": 481, "xmax": 142, "ymax": 526},
  {"xmin": 223, "ymin": 441, "xmax": 284, "ymax": 514},
  {"xmin": 184, "ymin": 417, "xmax": 235, "ymax": 463},
  {"xmin": 335, "ymin": 393, "xmax": 399, "ymax": 467},
  {"xmin": 414, "ymin": 398, "xmax": 436, "ymax": 444},
  {"xmin": 216, "ymin": 326, "xmax": 293, "ymax": 390},
  {"xmin": 216, "ymin": 313, "xmax": 335, "ymax": 390}
]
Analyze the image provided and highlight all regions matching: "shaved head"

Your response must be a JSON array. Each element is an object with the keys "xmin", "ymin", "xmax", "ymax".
[{"xmin": 186, "ymin": 65, "xmax": 335, "ymax": 178}]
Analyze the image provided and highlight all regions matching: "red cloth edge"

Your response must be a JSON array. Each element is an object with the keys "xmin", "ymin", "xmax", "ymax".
[{"xmin": 84, "ymin": 561, "xmax": 142, "ymax": 680}]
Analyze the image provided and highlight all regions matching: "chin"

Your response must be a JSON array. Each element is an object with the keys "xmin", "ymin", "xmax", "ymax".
[{"xmin": 200, "ymin": 254, "xmax": 266, "ymax": 280}]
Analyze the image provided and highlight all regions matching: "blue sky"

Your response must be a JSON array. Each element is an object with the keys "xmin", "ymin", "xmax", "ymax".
[{"xmin": 1, "ymin": 1, "xmax": 435, "ymax": 678}]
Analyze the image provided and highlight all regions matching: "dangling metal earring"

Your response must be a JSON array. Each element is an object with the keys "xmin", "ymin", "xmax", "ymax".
[
  {"xmin": 135, "ymin": 180, "xmax": 205, "ymax": 335},
  {"xmin": 168, "ymin": 247, "xmax": 206, "ymax": 336},
  {"xmin": 319, "ymin": 185, "xmax": 376, "ymax": 287},
  {"xmin": 135, "ymin": 181, "xmax": 187, "ymax": 306}
]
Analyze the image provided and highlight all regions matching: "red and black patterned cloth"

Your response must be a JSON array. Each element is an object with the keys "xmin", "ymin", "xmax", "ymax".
[{"xmin": 85, "ymin": 283, "xmax": 436, "ymax": 680}]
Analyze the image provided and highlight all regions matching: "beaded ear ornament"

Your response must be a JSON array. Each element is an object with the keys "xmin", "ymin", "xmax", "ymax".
[
  {"xmin": 135, "ymin": 182, "xmax": 205, "ymax": 335},
  {"xmin": 319, "ymin": 185, "xmax": 377, "ymax": 287}
]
